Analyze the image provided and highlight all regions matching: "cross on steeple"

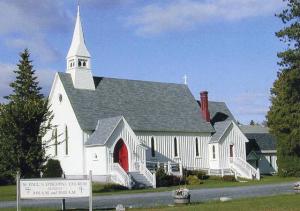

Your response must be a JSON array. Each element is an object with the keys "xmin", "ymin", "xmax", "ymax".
[{"xmin": 183, "ymin": 74, "xmax": 188, "ymax": 85}]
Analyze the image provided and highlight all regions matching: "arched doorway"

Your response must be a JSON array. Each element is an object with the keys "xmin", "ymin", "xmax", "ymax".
[{"xmin": 113, "ymin": 139, "xmax": 129, "ymax": 172}]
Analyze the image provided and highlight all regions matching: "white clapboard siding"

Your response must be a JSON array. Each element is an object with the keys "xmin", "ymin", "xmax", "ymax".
[
  {"xmin": 218, "ymin": 123, "xmax": 248, "ymax": 169},
  {"xmin": 44, "ymin": 74, "xmax": 86, "ymax": 176},
  {"xmin": 106, "ymin": 118, "xmax": 145, "ymax": 172},
  {"xmin": 136, "ymin": 132, "xmax": 211, "ymax": 169}
]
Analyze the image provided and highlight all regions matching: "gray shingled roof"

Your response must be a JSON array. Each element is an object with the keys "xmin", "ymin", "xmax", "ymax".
[
  {"xmin": 85, "ymin": 116, "xmax": 123, "ymax": 146},
  {"xmin": 242, "ymin": 125, "xmax": 276, "ymax": 151},
  {"xmin": 208, "ymin": 101, "xmax": 235, "ymax": 122},
  {"xmin": 240, "ymin": 125, "xmax": 269, "ymax": 134},
  {"xmin": 245, "ymin": 133, "xmax": 276, "ymax": 151},
  {"xmin": 210, "ymin": 120, "xmax": 232, "ymax": 143},
  {"xmin": 58, "ymin": 73, "xmax": 214, "ymax": 133}
]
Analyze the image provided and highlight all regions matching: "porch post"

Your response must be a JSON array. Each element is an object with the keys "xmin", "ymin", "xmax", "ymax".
[
  {"xmin": 179, "ymin": 161, "xmax": 183, "ymax": 177},
  {"xmin": 153, "ymin": 172, "xmax": 156, "ymax": 188},
  {"xmin": 167, "ymin": 161, "xmax": 171, "ymax": 175},
  {"xmin": 256, "ymin": 168, "xmax": 260, "ymax": 180},
  {"xmin": 89, "ymin": 170, "xmax": 93, "ymax": 211}
]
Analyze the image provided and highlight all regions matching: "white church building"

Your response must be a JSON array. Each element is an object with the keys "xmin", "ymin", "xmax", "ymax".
[{"xmin": 44, "ymin": 6, "xmax": 260, "ymax": 188}]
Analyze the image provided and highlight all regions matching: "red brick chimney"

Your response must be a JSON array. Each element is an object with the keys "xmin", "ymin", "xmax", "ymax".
[{"xmin": 200, "ymin": 91, "xmax": 210, "ymax": 122}]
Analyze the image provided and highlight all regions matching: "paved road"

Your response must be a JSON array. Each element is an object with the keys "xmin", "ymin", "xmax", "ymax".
[{"xmin": 0, "ymin": 182, "xmax": 296, "ymax": 210}]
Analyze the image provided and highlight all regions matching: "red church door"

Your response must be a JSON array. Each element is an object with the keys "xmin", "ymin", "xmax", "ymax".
[{"xmin": 113, "ymin": 139, "xmax": 129, "ymax": 172}]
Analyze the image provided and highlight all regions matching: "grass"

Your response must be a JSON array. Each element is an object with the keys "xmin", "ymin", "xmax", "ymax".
[
  {"xmin": 1, "ymin": 194, "xmax": 300, "ymax": 210},
  {"xmin": 92, "ymin": 175, "xmax": 300, "ymax": 196},
  {"xmin": 0, "ymin": 185, "xmax": 16, "ymax": 201},
  {"xmin": 0, "ymin": 175, "xmax": 299, "ymax": 202},
  {"xmin": 132, "ymin": 194, "xmax": 300, "ymax": 211}
]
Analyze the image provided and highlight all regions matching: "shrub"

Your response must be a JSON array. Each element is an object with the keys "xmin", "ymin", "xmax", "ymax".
[
  {"xmin": 156, "ymin": 167, "xmax": 182, "ymax": 187},
  {"xmin": 195, "ymin": 170, "xmax": 209, "ymax": 180},
  {"xmin": 186, "ymin": 175, "xmax": 203, "ymax": 185},
  {"xmin": 0, "ymin": 172, "xmax": 14, "ymax": 185},
  {"xmin": 102, "ymin": 183, "xmax": 128, "ymax": 192},
  {"xmin": 278, "ymin": 156, "xmax": 300, "ymax": 177},
  {"xmin": 222, "ymin": 175, "xmax": 236, "ymax": 182},
  {"xmin": 183, "ymin": 169, "xmax": 209, "ymax": 180},
  {"xmin": 156, "ymin": 167, "xmax": 170, "ymax": 187},
  {"xmin": 43, "ymin": 159, "xmax": 63, "ymax": 178},
  {"xmin": 209, "ymin": 175, "xmax": 222, "ymax": 180}
]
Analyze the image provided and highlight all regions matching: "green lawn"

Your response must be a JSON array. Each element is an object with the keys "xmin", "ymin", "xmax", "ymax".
[
  {"xmin": 0, "ymin": 185, "xmax": 16, "ymax": 201},
  {"xmin": 133, "ymin": 194, "xmax": 300, "ymax": 211},
  {"xmin": 1, "ymin": 194, "xmax": 300, "ymax": 211},
  {"xmin": 92, "ymin": 175, "xmax": 300, "ymax": 196},
  {"xmin": 0, "ymin": 175, "xmax": 299, "ymax": 202}
]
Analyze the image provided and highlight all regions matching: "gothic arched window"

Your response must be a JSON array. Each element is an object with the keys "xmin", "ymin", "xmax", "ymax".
[
  {"xmin": 212, "ymin": 145, "xmax": 216, "ymax": 159},
  {"xmin": 195, "ymin": 138, "xmax": 199, "ymax": 157},
  {"xmin": 174, "ymin": 137, "xmax": 178, "ymax": 157},
  {"xmin": 151, "ymin": 137, "xmax": 155, "ymax": 157}
]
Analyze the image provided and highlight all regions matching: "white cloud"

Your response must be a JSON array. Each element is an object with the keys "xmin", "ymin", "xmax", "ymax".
[
  {"xmin": 237, "ymin": 107, "xmax": 268, "ymax": 116},
  {"xmin": 0, "ymin": 0, "xmax": 70, "ymax": 34},
  {"xmin": 232, "ymin": 92, "xmax": 269, "ymax": 116},
  {"xmin": 128, "ymin": 0, "xmax": 284, "ymax": 35},
  {"xmin": 0, "ymin": 63, "xmax": 55, "ymax": 102},
  {"xmin": 84, "ymin": 0, "xmax": 134, "ymax": 9},
  {"xmin": 0, "ymin": 63, "xmax": 14, "ymax": 101},
  {"xmin": 0, "ymin": 0, "xmax": 71, "ymax": 62},
  {"xmin": 5, "ymin": 36, "xmax": 60, "ymax": 63},
  {"xmin": 35, "ymin": 69, "xmax": 56, "ymax": 97}
]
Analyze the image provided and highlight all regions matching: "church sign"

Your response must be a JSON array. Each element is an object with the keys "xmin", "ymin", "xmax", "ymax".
[
  {"xmin": 20, "ymin": 179, "xmax": 90, "ymax": 199},
  {"xmin": 16, "ymin": 171, "xmax": 93, "ymax": 211}
]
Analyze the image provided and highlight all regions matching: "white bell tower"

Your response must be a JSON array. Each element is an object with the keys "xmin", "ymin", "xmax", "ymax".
[{"xmin": 66, "ymin": 5, "xmax": 95, "ymax": 90}]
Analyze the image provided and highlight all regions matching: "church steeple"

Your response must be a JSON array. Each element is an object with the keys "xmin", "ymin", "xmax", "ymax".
[
  {"xmin": 66, "ymin": 4, "xmax": 95, "ymax": 90},
  {"xmin": 67, "ymin": 5, "xmax": 90, "ymax": 59}
]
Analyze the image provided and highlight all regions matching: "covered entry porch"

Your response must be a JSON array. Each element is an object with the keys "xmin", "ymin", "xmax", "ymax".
[{"xmin": 85, "ymin": 116, "xmax": 156, "ymax": 188}]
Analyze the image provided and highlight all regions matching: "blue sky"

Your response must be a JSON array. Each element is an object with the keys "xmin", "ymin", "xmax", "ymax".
[{"xmin": 0, "ymin": 0, "xmax": 286, "ymax": 124}]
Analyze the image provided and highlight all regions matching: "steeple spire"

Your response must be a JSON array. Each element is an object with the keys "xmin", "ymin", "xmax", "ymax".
[
  {"xmin": 66, "ymin": 4, "xmax": 95, "ymax": 91},
  {"xmin": 67, "ymin": 4, "xmax": 90, "ymax": 58}
]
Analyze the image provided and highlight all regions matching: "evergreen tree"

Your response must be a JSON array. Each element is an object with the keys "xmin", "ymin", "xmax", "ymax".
[
  {"xmin": 0, "ymin": 49, "xmax": 53, "ymax": 181},
  {"xmin": 250, "ymin": 120, "xmax": 255, "ymax": 125},
  {"xmin": 267, "ymin": 0, "xmax": 300, "ymax": 176}
]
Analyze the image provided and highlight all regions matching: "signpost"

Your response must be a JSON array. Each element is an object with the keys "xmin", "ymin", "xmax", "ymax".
[{"xmin": 17, "ymin": 171, "xmax": 93, "ymax": 211}]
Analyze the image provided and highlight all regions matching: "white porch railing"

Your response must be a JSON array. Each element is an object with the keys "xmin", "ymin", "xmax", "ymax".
[
  {"xmin": 138, "ymin": 162, "xmax": 156, "ymax": 188},
  {"xmin": 230, "ymin": 157, "xmax": 260, "ymax": 180},
  {"xmin": 208, "ymin": 168, "xmax": 234, "ymax": 177},
  {"xmin": 146, "ymin": 161, "xmax": 183, "ymax": 177},
  {"xmin": 111, "ymin": 163, "xmax": 132, "ymax": 189}
]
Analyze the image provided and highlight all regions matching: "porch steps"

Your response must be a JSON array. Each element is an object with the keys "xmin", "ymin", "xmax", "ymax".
[{"xmin": 129, "ymin": 172, "xmax": 152, "ymax": 188}]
